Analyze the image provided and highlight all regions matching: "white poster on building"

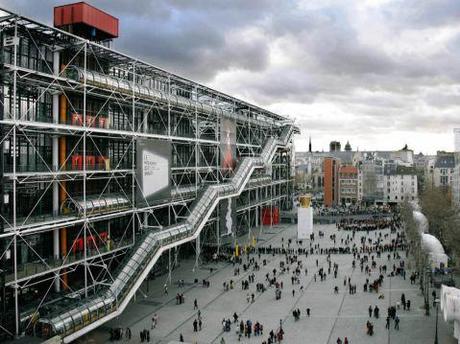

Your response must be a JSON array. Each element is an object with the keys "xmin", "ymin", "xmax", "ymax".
[
  {"xmin": 136, "ymin": 140, "xmax": 171, "ymax": 203},
  {"xmin": 219, "ymin": 198, "xmax": 236, "ymax": 237}
]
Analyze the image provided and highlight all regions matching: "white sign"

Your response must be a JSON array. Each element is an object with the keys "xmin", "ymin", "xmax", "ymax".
[
  {"xmin": 137, "ymin": 140, "xmax": 171, "ymax": 202},
  {"xmin": 142, "ymin": 150, "xmax": 169, "ymax": 198}
]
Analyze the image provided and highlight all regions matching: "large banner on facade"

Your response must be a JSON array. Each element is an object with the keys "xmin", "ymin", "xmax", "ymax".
[
  {"xmin": 219, "ymin": 118, "xmax": 237, "ymax": 236},
  {"xmin": 219, "ymin": 198, "xmax": 236, "ymax": 237},
  {"xmin": 221, "ymin": 118, "xmax": 237, "ymax": 177},
  {"xmin": 136, "ymin": 140, "xmax": 171, "ymax": 203}
]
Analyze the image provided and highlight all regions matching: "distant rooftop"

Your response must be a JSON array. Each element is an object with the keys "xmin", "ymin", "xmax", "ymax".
[{"xmin": 434, "ymin": 155, "xmax": 455, "ymax": 168}]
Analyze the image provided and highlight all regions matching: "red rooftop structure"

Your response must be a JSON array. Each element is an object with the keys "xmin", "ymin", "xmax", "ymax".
[{"xmin": 54, "ymin": 2, "xmax": 119, "ymax": 41}]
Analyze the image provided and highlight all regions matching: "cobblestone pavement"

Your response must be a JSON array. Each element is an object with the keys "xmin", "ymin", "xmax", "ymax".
[{"xmin": 79, "ymin": 223, "xmax": 456, "ymax": 344}]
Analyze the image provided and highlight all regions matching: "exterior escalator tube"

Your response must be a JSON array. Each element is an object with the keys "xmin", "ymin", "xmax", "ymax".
[{"xmin": 37, "ymin": 124, "xmax": 296, "ymax": 342}]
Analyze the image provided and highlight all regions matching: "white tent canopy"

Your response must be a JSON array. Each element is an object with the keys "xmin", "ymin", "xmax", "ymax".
[
  {"xmin": 413, "ymin": 210, "xmax": 428, "ymax": 233},
  {"xmin": 422, "ymin": 233, "xmax": 446, "ymax": 255},
  {"xmin": 422, "ymin": 233, "xmax": 448, "ymax": 268}
]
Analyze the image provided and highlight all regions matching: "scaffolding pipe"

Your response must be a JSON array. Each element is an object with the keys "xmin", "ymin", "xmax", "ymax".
[
  {"xmin": 52, "ymin": 65, "xmax": 60, "ymax": 292},
  {"xmin": 12, "ymin": 18, "xmax": 19, "ymax": 338},
  {"xmin": 59, "ymin": 89, "xmax": 68, "ymax": 290}
]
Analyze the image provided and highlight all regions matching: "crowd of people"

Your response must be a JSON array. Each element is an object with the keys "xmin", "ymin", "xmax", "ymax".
[
  {"xmin": 108, "ymin": 206, "xmax": 423, "ymax": 344},
  {"xmin": 337, "ymin": 217, "xmax": 400, "ymax": 232},
  {"xmin": 313, "ymin": 204, "xmax": 392, "ymax": 217}
]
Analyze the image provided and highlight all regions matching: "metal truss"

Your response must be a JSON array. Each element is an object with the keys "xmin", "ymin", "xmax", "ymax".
[{"xmin": 0, "ymin": 7, "xmax": 298, "ymax": 339}]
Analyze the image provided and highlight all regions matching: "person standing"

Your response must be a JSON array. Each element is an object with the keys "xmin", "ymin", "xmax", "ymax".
[
  {"xmin": 180, "ymin": 333, "xmax": 184, "ymax": 342},
  {"xmin": 194, "ymin": 298, "xmax": 198, "ymax": 310},
  {"xmin": 193, "ymin": 319, "xmax": 198, "ymax": 332},
  {"xmin": 199, "ymin": 318, "xmax": 202, "ymax": 331},
  {"xmin": 394, "ymin": 315, "xmax": 400, "ymax": 330}
]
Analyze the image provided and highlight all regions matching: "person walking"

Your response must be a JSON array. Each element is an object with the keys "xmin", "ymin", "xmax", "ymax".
[
  {"xmin": 194, "ymin": 298, "xmax": 198, "ymax": 310},
  {"xmin": 180, "ymin": 333, "xmax": 184, "ymax": 342},
  {"xmin": 386, "ymin": 316, "xmax": 390, "ymax": 329},
  {"xmin": 394, "ymin": 315, "xmax": 400, "ymax": 330},
  {"xmin": 199, "ymin": 318, "xmax": 202, "ymax": 331},
  {"xmin": 368, "ymin": 305, "xmax": 372, "ymax": 317},
  {"xmin": 151, "ymin": 314, "xmax": 157, "ymax": 329}
]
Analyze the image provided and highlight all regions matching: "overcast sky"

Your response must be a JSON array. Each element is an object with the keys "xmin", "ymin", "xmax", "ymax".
[{"xmin": 4, "ymin": 0, "xmax": 460, "ymax": 154}]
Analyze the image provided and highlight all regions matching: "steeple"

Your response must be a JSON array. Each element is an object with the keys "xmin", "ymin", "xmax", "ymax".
[
  {"xmin": 345, "ymin": 140, "xmax": 351, "ymax": 152},
  {"xmin": 308, "ymin": 136, "xmax": 312, "ymax": 153}
]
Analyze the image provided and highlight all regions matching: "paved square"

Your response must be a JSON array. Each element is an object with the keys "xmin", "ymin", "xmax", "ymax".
[{"xmin": 79, "ymin": 223, "xmax": 456, "ymax": 344}]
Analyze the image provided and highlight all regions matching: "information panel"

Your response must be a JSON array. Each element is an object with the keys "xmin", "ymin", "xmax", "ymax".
[{"xmin": 136, "ymin": 140, "xmax": 171, "ymax": 203}]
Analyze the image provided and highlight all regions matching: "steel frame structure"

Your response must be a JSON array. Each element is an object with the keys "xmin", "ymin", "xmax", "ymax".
[{"xmin": 0, "ymin": 7, "xmax": 298, "ymax": 341}]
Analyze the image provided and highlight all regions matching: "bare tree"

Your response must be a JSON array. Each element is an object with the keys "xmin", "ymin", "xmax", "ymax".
[{"xmin": 420, "ymin": 187, "xmax": 457, "ymax": 254}]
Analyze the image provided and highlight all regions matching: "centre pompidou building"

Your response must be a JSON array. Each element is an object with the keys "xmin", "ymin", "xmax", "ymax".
[{"xmin": 0, "ymin": 3, "xmax": 299, "ymax": 342}]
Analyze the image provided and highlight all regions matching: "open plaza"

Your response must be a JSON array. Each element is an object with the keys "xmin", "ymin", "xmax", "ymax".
[
  {"xmin": 76, "ymin": 222, "xmax": 455, "ymax": 344},
  {"xmin": 1, "ymin": 3, "xmax": 459, "ymax": 344}
]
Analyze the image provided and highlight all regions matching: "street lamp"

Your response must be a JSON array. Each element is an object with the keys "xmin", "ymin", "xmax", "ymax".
[
  {"xmin": 434, "ymin": 298, "xmax": 440, "ymax": 344},
  {"xmin": 425, "ymin": 267, "xmax": 431, "ymax": 316}
]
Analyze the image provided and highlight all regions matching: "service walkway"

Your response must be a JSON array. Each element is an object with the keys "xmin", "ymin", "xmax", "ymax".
[{"xmin": 78, "ymin": 223, "xmax": 456, "ymax": 344}]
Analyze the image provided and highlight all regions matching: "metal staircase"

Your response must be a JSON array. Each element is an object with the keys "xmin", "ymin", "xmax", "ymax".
[{"xmin": 37, "ymin": 124, "xmax": 295, "ymax": 342}]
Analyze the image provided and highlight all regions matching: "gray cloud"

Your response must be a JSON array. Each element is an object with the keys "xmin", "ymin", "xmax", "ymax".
[{"xmin": 2, "ymin": 0, "xmax": 459, "ymax": 153}]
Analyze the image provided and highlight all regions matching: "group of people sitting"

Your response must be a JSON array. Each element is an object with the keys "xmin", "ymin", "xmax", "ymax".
[{"xmin": 337, "ymin": 217, "xmax": 396, "ymax": 232}]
